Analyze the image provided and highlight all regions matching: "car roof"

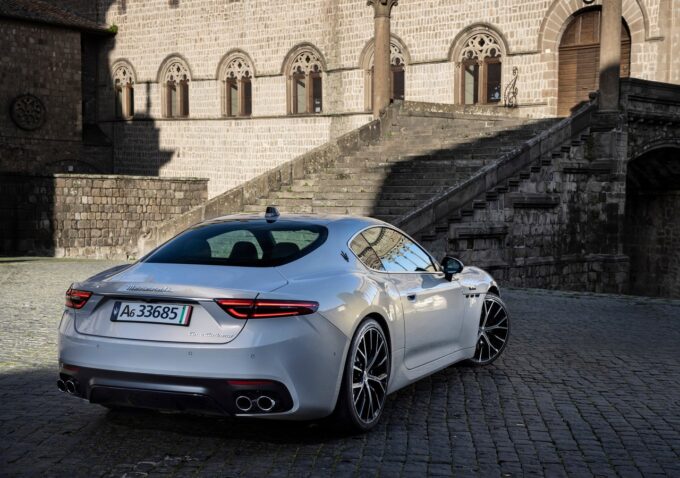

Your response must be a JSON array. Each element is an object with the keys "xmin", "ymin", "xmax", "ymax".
[{"xmin": 201, "ymin": 213, "xmax": 388, "ymax": 230}]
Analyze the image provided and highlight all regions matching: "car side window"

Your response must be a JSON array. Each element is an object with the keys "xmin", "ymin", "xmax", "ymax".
[
  {"xmin": 350, "ymin": 233, "xmax": 385, "ymax": 271},
  {"xmin": 362, "ymin": 227, "xmax": 437, "ymax": 273}
]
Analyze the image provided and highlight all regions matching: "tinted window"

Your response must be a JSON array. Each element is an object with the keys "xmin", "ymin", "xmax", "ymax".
[
  {"xmin": 146, "ymin": 220, "xmax": 327, "ymax": 267},
  {"xmin": 362, "ymin": 227, "xmax": 436, "ymax": 273},
  {"xmin": 207, "ymin": 230, "xmax": 262, "ymax": 259},
  {"xmin": 350, "ymin": 233, "xmax": 384, "ymax": 271}
]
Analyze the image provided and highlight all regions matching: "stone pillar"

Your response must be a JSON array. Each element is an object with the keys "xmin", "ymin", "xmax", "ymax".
[
  {"xmin": 368, "ymin": 0, "xmax": 398, "ymax": 118},
  {"xmin": 598, "ymin": 0, "xmax": 622, "ymax": 111}
]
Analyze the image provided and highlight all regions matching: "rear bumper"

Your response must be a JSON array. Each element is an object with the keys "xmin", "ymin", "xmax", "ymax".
[
  {"xmin": 58, "ymin": 365, "xmax": 293, "ymax": 416},
  {"xmin": 58, "ymin": 311, "xmax": 349, "ymax": 419}
]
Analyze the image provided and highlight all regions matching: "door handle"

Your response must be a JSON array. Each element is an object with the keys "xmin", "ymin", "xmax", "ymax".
[{"xmin": 407, "ymin": 294, "xmax": 417, "ymax": 301}]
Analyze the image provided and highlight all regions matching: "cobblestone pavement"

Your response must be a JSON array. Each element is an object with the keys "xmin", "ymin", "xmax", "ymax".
[{"xmin": 0, "ymin": 259, "xmax": 679, "ymax": 477}]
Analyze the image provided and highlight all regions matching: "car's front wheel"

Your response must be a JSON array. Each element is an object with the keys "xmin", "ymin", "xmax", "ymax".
[
  {"xmin": 467, "ymin": 293, "xmax": 510, "ymax": 366},
  {"xmin": 333, "ymin": 318, "xmax": 390, "ymax": 433}
]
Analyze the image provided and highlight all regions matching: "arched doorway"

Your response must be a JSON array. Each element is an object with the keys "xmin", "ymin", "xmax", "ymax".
[
  {"xmin": 557, "ymin": 8, "xmax": 631, "ymax": 116},
  {"xmin": 624, "ymin": 147, "xmax": 680, "ymax": 298}
]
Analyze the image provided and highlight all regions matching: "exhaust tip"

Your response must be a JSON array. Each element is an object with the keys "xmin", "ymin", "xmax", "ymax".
[
  {"xmin": 235, "ymin": 395, "xmax": 253, "ymax": 412},
  {"xmin": 65, "ymin": 380, "xmax": 77, "ymax": 395},
  {"xmin": 57, "ymin": 379, "xmax": 66, "ymax": 393},
  {"xmin": 257, "ymin": 395, "xmax": 276, "ymax": 412}
]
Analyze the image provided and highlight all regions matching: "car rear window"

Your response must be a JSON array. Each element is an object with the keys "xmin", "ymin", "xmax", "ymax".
[{"xmin": 145, "ymin": 220, "xmax": 328, "ymax": 267}]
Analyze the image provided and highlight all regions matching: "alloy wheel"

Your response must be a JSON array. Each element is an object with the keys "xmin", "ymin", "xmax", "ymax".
[
  {"xmin": 470, "ymin": 295, "xmax": 510, "ymax": 365},
  {"xmin": 351, "ymin": 325, "xmax": 389, "ymax": 424}
]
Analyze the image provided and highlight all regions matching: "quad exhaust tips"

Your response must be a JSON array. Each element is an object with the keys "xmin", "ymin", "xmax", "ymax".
[
  {"xmin": 57, "ymin": 379, "xmax": 78, "ymax": 395},
  {"xmin": 235, "ymin": 394, "xmax": 276, "ymax": 413}
]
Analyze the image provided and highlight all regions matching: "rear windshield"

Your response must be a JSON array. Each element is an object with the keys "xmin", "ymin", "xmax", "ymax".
[{"xmin": 145, "ymin": 220, "xmax": 328, "ymax": 267}]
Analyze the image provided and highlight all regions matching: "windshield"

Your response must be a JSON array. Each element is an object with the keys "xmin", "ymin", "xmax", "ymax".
[{"xmin": 145, "ymin": 220, "xmax": 328, "ymax": 267}]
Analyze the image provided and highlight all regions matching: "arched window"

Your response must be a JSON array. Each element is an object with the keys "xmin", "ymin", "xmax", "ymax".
[
  {"xmin": 362, "ymin": 38, "xmax": 408, "ymax": 111},
  {"xmin": 112, "ymin": 61, "xmax": 135, "ymax": 119},
  {"xmin": 160, "ymin": 57, "xmax": 191, "ymax": 118},
  {"xmin": 455, "ymin": 31, "xmax": 504, "ymax": 105},
  {"xmin": 219, "ymin": 53, "xmax": 254, "ymax": 117},
  {"xmin": 284, "ymin": 46, "xmax": 325, "ymax": 115}
]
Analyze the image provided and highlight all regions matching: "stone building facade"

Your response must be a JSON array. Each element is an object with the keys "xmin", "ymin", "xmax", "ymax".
[
  {"xmin": 88, "ymin": 0, "xmax": 680, "ymax": 198},
  {"xmin": 2, "ymin": 0, "xmax": 678, "ymax": 198},
  {"xmin": 1, "ymin": 0, "xmax": 679, "ymax": 297}
]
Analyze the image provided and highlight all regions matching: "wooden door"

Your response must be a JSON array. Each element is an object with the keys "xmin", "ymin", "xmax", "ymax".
[{"xmin": 557, "ymin": 9, "xmax": 631, "ymax": 116}]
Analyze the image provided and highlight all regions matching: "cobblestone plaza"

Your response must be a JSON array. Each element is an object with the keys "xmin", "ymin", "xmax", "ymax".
[{"xmin": 1, "ymin": 259, "xmax": 678, "ymax": 477}]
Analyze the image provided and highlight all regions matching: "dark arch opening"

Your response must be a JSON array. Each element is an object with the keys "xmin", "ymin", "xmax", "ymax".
[
  {"xmin": 557, "ymin": 7, "xmax": 631, "ymax": 116},
  {"xmin": 624, "ymin": 147, "xmax": 680, "ymax": 298}
]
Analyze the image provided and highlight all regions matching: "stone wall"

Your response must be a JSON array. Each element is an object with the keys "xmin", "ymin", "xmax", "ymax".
[
  {"xmin": 137, "ymin": 118, "xmax": 382, "ymax": 255},
  {"xmin": 396, "ymin": 100, "xmax": 632, "ymax": 294},
  {"xmin": 626, "ymin": 191, "xmax": 680, "ymax": 298},
  {"xmin": 97, "ymin": 0, "xmax": 672, "ymax": 119},
  {"xmin": 0, "ymin": 19, "xmax": 83, "ymax": 174},
  {"xmin": 111, "ymin": 114, "xmax": 371, "ymax": 198},
  {"xmin": 0, "ymin": 174, "xmax": 207, "ymax": 259},
  {"xmin": 91, "ymin": 0, "xmax": 676, "ymax": 199}
]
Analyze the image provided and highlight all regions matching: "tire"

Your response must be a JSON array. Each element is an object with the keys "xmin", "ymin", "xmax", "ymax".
[
  {"xmin": 332, "ymin": 318, "xmax": 390, "ymax": 433},
  {"xmin": 465, "ymin": 293, "xmax": 510, "ymax": 366}
]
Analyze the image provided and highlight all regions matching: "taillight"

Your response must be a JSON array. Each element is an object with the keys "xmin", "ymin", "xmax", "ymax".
[
  {"xmin": 65, "ymin": 287, "xmax": 92, "ymax": 309},
  {"xmin": 215, "ymin": 299, "xmax": 319, "ymax": 319}
]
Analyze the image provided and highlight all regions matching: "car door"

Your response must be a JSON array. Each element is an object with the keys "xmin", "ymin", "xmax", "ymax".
[{"xmin": 361, "ymin": 227, "xmax": 467, "ymax": 370}]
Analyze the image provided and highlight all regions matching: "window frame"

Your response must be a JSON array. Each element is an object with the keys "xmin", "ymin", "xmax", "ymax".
[
  {"xmin": 224, "ymin": 76, "xmax": 252, "ymax": 118},
  {"xmin": 290, "ymin": 71, "xmax": 323, "ymax": 115},
  {"xmin": 114, "ymin": 82, "xmax": 134, "ymax": 120},
  {"xmin": 164, "ymin": 79, "xmax": 189, "ymax": 118},
  {"xmin": 225, "ymin": 78, "xmax": 239, "ymax": 117},
  {"xmin": 391, "ymin": 64, "xmax": 405, "ymax": 101},
  {"xmin": 483, "ymin": 57, "xmax": 502, "ymax": 104},
  {"xmin": 347, "ymin": 226, "xmax": 442, "ymax": 275}
]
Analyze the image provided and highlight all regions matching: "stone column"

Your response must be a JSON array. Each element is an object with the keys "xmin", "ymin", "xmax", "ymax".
[
  {"xmin": 598, "ymin": 0, "xmax": 622, "ymax": 111},
  {"xmin": 368, "ymin": 0, "xmax": 398, "ymax": 118}
]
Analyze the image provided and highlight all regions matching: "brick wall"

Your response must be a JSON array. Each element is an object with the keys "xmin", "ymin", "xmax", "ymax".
[
  {"xmin": 0, "ymin": 20, "xmax": 83, "ymax": 174},
  {"xmin": 0, "ymin": 174, "xmax": 207, "ymax": 259}
]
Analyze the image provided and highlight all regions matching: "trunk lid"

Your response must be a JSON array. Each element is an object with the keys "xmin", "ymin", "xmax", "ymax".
[{"xmin": 73, "ymin": 263, "xmax": 287, "ymax": 344}]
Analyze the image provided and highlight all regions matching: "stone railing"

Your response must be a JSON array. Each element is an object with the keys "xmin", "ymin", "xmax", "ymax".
[
  {"xmin": 137, "ymin": 119, "xmax": 382, "ymax": 255},
  {"xmin": 395, "ymin": 99, "xmax": 598, "ymax": 236},
  {"xmin": 395, "ymin": 100, "xmax": 545, "ymax": 119}
]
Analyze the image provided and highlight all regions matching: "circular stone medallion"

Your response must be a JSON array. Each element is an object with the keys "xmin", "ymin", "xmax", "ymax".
[{"xmin": 10, "ymin": 94, "xmax": 46, "ymax": 131}]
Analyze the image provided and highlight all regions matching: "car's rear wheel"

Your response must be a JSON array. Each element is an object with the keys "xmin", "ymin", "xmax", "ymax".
[
  {"xmin": 467, "ymin": 293, "xmax": 510, "ymax": 366},
  {"xmin": 333, "ymin": 318, "xmax": 390, "ymax": 433}
]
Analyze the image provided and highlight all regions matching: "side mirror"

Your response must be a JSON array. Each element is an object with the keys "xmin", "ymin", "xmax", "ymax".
[{"xmin": 441, "ymin": 256, "xmax": 464, "ymax": 281}]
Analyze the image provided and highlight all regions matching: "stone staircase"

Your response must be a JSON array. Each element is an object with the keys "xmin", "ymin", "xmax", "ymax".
[
  {"xmin": 242, "ymin": 110, "xmax": 556, "ymax": 222},
  {"xmin": 396, "ymin": 101, "xmax": 629, "ymax": 292},
  {"xmin": 140, "ymin": 99, "xmax": 630, "ymax": 292}
]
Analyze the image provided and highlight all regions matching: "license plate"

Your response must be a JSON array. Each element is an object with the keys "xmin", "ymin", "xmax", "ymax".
[{"xmin": 111, "ymin": 301, "xmax": 192, "ymax": 326}]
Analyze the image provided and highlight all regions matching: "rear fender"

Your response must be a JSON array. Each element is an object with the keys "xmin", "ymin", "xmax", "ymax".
[{"xmin": 262, "ymin": 272, "xmax": 403, "ymax": 351}]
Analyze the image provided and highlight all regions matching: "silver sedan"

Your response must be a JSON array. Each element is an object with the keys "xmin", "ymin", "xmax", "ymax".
[{"xmin": 57, "ymin": 209, "xmax": 510, "ymax": 432}]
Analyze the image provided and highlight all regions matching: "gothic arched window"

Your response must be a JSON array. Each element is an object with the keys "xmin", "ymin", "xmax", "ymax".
[
  {"xmin": 285, "ymin": 46, "xmax": 325, "ymax": 115},
  {"xmin": 456, "ymin": 31, "xmax": 504, "ymax": 105},
  {"xmin": 160, "ymin": 57, "xmax": 191, "ymax": 118},
  {"xmin": 112, "ymin": 61, "xmax": 135, "ymax": 119},
  {"xmin": 219, "ymin": 53, "xmax": 254, "ymax": 117},
  {"xmin": 361, "ymin": 37, "xmax": 409, "ymax": 111}
]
